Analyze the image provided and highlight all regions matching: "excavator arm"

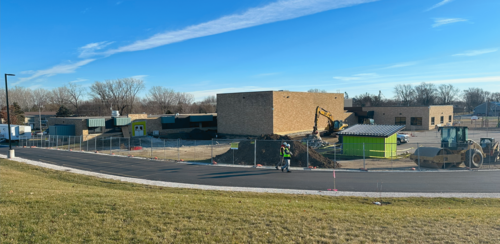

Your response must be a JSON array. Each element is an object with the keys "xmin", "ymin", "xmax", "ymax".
[{"xmin": 313, "ymin": 106, "xmax": 347, "ymax": 134}]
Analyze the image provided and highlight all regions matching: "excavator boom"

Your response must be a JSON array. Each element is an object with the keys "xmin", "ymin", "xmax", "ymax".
[{"xmin": 313, "ymin": 106, "xmax": 347, "ymax": 134}]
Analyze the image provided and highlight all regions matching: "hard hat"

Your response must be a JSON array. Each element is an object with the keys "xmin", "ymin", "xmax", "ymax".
[{"xmin": 286, "ymin": 143, "xmax": 290, "ymax": 147}]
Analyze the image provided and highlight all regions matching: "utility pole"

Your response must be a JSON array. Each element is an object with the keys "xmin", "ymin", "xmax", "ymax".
[
  {"xmin": 4, "ymin": 74, "xmax": 15, "ymax": 158},
  {"xmin": 39, "ymin": 105, "xmax": 43, "ymax": 134}
]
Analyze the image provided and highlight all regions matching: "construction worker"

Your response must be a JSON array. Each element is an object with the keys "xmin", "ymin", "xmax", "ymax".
[
  {"xmin": 276, "ymin": 142, "xmax": 286, "ymax": 170},
  {"xmin": 281, "ymin": 143, "xmax": 293, "ymax": 173}
]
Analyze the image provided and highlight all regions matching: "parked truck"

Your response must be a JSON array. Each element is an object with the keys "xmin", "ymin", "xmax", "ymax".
[{"xmin": 0, "ymin": 124, "xmax": 32, "ymax": 141}]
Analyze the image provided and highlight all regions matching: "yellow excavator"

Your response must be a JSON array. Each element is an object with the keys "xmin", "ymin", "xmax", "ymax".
[{"xmin": 312, "ymin": 106, "xmax": 348, "ymax": 136}]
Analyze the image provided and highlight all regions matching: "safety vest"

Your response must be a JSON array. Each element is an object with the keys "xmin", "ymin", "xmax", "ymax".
[
  {"xmin": 283, "ymin": 148, "xmax": 291, "ymax": 158},
  {"xmin": 280, "ymin": 146, "xmax": 284, "ymax": 156}
]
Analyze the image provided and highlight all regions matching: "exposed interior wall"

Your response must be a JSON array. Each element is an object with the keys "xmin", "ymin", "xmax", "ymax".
[
  {"xmin": 217, "ymin": 92, "xmax": 274, "ymax": 135},
  {"xmin": 429, "ymin": 106, "xmax": 454, "ymax": 128},
  {"xmin": 272, "ymin": 91, "xmax": 344, "ymax": 134}
]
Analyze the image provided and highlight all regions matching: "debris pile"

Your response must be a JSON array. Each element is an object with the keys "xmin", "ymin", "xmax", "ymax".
[
  {"xmin": 213, "ymin": 134, "xmax": 341, "ymax": 168},
  {"xmin": 301, "ymin": 133, "xmax": 329, "ymax": 149}
]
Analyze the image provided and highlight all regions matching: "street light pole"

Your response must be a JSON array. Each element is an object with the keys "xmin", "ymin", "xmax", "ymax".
[
  {"xmin": 4, "ymin": 74, "xmax": 15, "ymax": 158},
  {"xmin": 39, "ymin": 105, "xmax": 43, "ymax": 134}
]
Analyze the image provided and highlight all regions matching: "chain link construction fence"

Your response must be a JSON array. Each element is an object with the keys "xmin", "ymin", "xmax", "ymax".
[{"xmin": 19, "ymin": 135, "xmax": 500, "ymax": 171}]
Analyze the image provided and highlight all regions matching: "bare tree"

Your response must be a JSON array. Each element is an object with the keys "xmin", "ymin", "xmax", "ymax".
[
  {"xmin": 307, "ymin": 88, "xmax": 327, "ymax": 93},
  {"xmin": 67, "ymin": 83, "xmax": 86, "ymax": 115},
  {"xmin": 414, "ymin": 82, "xmax": 437, "ymax": 106},
  {"xmin": 196, "ymin": 95, "xmax": 217, "ymax": 113},
  {"xmin": 353, "ymin": 92, "xmax": 385, "ymax": 107},
  {"xmin": 147, "ymin": 86, "xmax": 177, "ymax": 114},
  {"xmin": 31, "ymin": 88, "xmax": 50, "ymax": 110},
  {"xmin": 490, "ymin": 92, "xmax": 500, "ymax": 102},
  {"xmin": 49, "ymin": 86, "xmax": 70, "ymax": 106},
  {"xmin": 437, "ymin": 84, "xmax": 459, "ymax": 105},
  {"xmin": 90, "ymin": 78, "xmax": 145, "ymax": 115},
  {"xmin": 463, "ymin": 88, "xmax": 486, "ymax": 111},
  {"xmin": 394, "ymin": 84, "xmax": 415, "ymax": 106}
]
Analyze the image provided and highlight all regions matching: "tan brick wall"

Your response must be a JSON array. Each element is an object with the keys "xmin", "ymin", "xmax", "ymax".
[
  {"xmin": 217, "ymin": 91, "xmax": 346, "ymax": 135},
  {"xmin": 361, "ymin": 106, "xmax": 453, "ymax": 130},
  {"xmin": 128, "ymin": 114, "xmax": 148, "ymax": 120},
  {"xmin": 429, "ymin": 106, "xmax": 454, "ymax": 128},
  {"xmin": 217, "ymin": 92, "xmax": 274, "ymax": 135},
  {"xmin": 273, "ymin": 91, "xmax": 344, "ymax": 134}
]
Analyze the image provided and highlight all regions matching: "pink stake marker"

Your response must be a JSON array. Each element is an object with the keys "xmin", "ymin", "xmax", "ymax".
[{"xmin": 333, "ymin": 170, "xmax": 338, "ymax": 191}]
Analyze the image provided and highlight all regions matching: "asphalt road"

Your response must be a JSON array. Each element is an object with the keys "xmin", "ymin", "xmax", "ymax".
[{"xmin": 2, "ymin": 148, "xmax": 500, "ymax": 193}]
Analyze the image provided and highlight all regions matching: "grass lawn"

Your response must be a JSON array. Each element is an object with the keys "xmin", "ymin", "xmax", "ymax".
[{"xmin": 1, "ymin": 159, "xmax": 500, "ymax": 243}]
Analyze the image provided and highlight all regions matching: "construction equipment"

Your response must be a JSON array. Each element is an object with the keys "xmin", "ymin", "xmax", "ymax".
[
  {"xmin": 312, "ymin": 106, "xmax": 347, "ymax": 136},
  {"xmin": 409, "ymin": 126, "xmax": 500, "ymax": 169}
]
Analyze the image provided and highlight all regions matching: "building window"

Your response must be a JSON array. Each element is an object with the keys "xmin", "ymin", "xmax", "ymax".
[
  {"xmin": 411, "ymin": 117, "xmax": 422, "ymax": 126},
  {"xmin": 431, "ymin": 117, "xmax": 435, "ymax": 125},
  {"xmin": 88, "ymin": 127, "xmax": 102, "ymax": 134},
  {"xmin": 395, "ymin": 117, "xmax": 406, "ymax": 125},
  {"xmin": 440, "ymin": 116, "xmax": 444, "ymax": 124},
  {"xmin": 449, "ymin": 115, "xmax": 452, "ymax": 122}
]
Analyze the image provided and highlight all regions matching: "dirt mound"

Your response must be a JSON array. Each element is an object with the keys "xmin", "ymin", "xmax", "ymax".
[{"xmin": 214, "ymin": 134, "xmax": 341, "ymax": 168}]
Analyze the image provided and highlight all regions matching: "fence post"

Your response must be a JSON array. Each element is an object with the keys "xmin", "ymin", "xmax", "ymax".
[
  {"xmin": 48, "ymin": 135, "xmax": 51, "ymax": 148},
  {"xmin": 254, "ymin": 139, "xmax": 257, "ymax": 167},
  {"xmin": 151, "ymin": 138, "xmax": 153, "ymax": 159},
  {"xmin": 417, "ymin": 143, "xmax": 420, "ymax": 170},
  {"xmin": 68, "ymin": 136, "xmax": 71, "ymax": 151},
  {"xmin": 80, "ymin": 136, "xmax": 82, "ymax": 151},
  {"xmin": 56, "ymin": 135, "xmax": 58, "ymax": 149},
  {"xmin": 86, "ymin": 136, "xmax": 88, "ymax": 152},
  {"xmin": 306, "ymin": 140, "xmax": 309, "ymax": 168},
  {"xmin": 194, "ymin": 140, "xmax": 196, "ymax": 161},
  {"xmin": 164, "ymin": 140, "xmax": 166, "ymax": 161},
  {"xmin": 110, "ymin": 137, "xmax": 113, "ymax": 155},
  {"xmin": 94, "ymin": 137, "xmax": 97, "ymax": 152},
  {"xmin": 128, "ymin": 137, "xmax": 131, "ymax": 151},
  {"xmin": 119, "ymin": 137, "xmax": 121, "ymax": 152},
  {"xmin": 334, "ymin": 144, "xmax": 336, "ymax": 166},
  {"xmin": 363, "ymin": 143, "xmax": 366, "ymax": 170},
  {"xmin": 211, "ymin": 139, "xmax": 214, "ymax": 164},
  {"xmin": 177, "ymin": 139, "xmax": 180, "ymax": 161}
]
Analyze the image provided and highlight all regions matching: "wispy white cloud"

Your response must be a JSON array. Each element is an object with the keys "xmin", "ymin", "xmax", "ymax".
[
  {"xmin": 253, "ymin": 72, "xmax": 281, "ymax": 77},
  {"xmin": 189, "ymin": 86, "xmax": 279, "ymax": 101},
  {"xmin": 409, "ymin": 76, "xmax": 500, "ymax": 85},
  {"xmin": 13, "ymin": 59, "xmax": 95, "ymax": 85},
  {"xmin": 88, "ymin": 0, "xmax": 378, "ymax": 57},
  {"xmin": 432, "ymin": 18, "xmax": 467, "ymax": 28},
  {"xmin": 69, "ymin": 78, "xmax": 88, "ymax": 83},
  {"xmin": 19, "ymin": 70, "xmax": 36, "ymax": 75},
  {"xmin": 28, "ymin": 84, "xmax": 43, "ymax": 90},
  {"xmin": 130, "ymin": 75, "xmax": 148, "ymax": 80},
  {"xmin": 426, "ymin": 0, "xmax": 454, "ymax": 11},
  {"xmin": 452, "ymin": 48, "xmax": 498, "ymax": 57},
  {"xmin": 382, "ymin": 62, "xmax": 418, "ymax": 69},
  {"xmin": 79, "ymin": 41, "xmax": 114, "ymax": 58},
  {"xmin": 333, "ymin": 73, "xmax": 379, "ymax": 81}
]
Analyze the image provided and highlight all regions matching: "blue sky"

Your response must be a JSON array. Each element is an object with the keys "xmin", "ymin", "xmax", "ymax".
[{"xmin": 1, "ymin": 0, "xmax": 499, "ymax": 100}]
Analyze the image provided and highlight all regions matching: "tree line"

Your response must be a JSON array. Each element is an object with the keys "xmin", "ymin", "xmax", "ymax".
[
  {"xmin": 0, "ymin": 78, "xmax": 216, "ymax": 117},
  {"xmin": 351, "ymin": 83, "xmax": 500, "ymax": 112}
]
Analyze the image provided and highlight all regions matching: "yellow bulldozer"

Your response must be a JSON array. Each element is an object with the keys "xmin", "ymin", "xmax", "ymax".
[
  {"xmin": 312, "ymin": 106, "xmax": 348, "ymax": 136},
  {"xmin": 409, "ymin": 126, "xmax": 500, "ymax": 169}
]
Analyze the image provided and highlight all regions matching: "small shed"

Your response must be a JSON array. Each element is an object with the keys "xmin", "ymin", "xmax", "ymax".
[{"xmin": 337, "ymin": 124, "xmax": 405, "ymax": 158}]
